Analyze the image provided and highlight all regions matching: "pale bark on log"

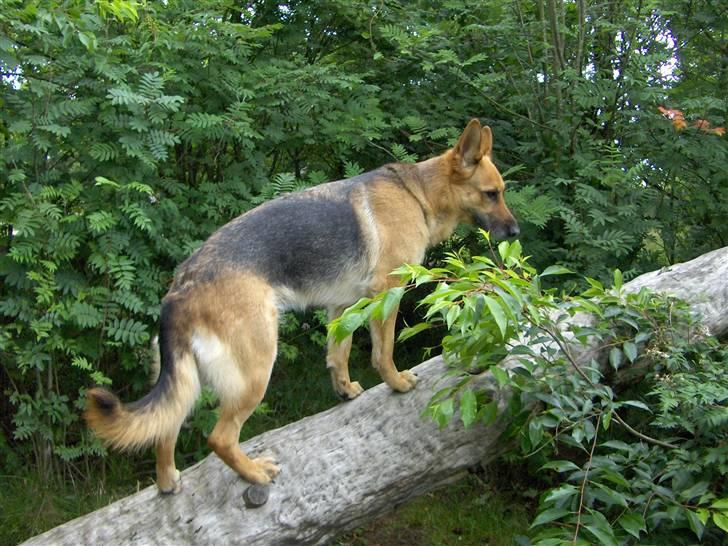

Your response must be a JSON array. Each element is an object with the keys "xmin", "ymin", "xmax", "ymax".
[
  {"xmin": 625, "ymin": 246, "xmax": 728, "ymax": 338},
  {"xmin": 23, "ymin": 246, "xmax": 728, "ymax": 546}
]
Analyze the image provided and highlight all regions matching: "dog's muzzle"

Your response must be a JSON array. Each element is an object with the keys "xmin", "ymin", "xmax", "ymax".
[{"xmin": 474, "ymin": 212, "xmax": 520, "ymax": 240}]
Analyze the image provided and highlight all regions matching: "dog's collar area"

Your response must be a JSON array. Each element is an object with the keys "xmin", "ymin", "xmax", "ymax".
[{"xmin": 384, "ymin": 165, "xmax": 432, "ymax": 229}]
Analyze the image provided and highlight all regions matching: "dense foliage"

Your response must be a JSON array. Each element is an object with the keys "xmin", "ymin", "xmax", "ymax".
[
  {"xmin": 331, "ymin": 235, "xmax": 728, "ymax": 544},
  {"xmin": 0, "ymin": 0, "xmax": 726, "ymax": 541}
]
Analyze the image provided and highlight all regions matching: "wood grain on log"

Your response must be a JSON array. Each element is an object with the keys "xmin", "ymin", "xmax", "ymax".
[
  {"xmin": 625, "ymin": 246, "xmax": 728, "ymax": 338},
  {"xmin": 23, "ymin": 246, "xmax": 728, "ymax": 546}
]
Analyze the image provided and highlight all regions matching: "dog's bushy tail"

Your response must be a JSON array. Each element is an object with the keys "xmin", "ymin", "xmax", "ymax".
[{"xmin": 84, "ymin": 301, "xmax": 200, "ymax": 450}]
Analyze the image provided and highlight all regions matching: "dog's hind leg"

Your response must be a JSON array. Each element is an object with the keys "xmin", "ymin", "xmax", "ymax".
[
  {"xmin": 200, "ymin": 285, "xmax": 280, "ymax": 484},
  {"xmin": 207, "ymin": 398, "xmax": 279, "ymax": 484},
  {"xmin": 326, "ymin": 306, "xmax": 364, "ymax": 400},
  {"xmin": 156, "ymin": 428, "xmax": 181, "ymax": 494}
]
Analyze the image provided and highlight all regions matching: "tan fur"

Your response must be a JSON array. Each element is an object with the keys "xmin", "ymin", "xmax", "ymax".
[
  {"xmin": 84, "ymin": 119, "xmax": 519, "ymax": 493},
  {"xmin": 84, "ymin": 351, "xmax": 199, "ymax": 451}
]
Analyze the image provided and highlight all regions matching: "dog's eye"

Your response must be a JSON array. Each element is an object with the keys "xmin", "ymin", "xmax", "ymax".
[{"xmin": 484, "ymin": 191, "xmax": 499, "ymax": 201}]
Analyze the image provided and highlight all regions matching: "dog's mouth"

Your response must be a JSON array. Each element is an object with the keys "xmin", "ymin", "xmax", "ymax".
[{"xmin": 472, "ymin": 212, "xmax": 520, "ymax": 240}]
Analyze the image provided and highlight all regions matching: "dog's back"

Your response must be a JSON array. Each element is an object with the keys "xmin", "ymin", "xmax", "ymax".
[{"xmin": 171, "ymin": 171, "xmax": 392, "ymax": 310}]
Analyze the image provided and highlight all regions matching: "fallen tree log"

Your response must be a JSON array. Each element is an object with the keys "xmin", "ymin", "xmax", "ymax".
[{"xmin": 23, "ymin": 246, "xmax": 728, "ymax": 546}]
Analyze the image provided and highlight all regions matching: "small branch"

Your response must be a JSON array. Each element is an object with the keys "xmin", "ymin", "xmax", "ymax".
[
  {"xmin": 1, "ymin": 71, "xmax": 75, "ymax": 91},
  {"xmin": 575, "ymin": 0, "xmax": 586, "ymax": 76},
  {"xmin": 366, "ymin": 139, "xmax": 401, "ymax": 161},
  {"xmin": 610, "ymin": 412, "xmax": 678, "ymax": 450},
  {"xmin": 452, "ymin": 71, "xmax": 556, "ymax": 133},
  {"xmin": 573, "ymin": 414, "xmax": 600, "ymax": 545}
]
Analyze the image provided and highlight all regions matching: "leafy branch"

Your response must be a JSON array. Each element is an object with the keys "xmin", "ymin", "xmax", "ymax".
[{"xmin": 331, "ymin": 232, "xmax": 728, "ymax": 544}]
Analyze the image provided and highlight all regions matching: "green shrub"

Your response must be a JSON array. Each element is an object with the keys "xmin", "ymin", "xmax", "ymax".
[{"xmin": 331, "ymin": 233, "xmax": 728, "ymax": 544}]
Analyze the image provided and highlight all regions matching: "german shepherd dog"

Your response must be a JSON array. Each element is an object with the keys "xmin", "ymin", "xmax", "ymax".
[{"xmin": 84, "ymin": 119, "xmax": 519, "ymax": 493}]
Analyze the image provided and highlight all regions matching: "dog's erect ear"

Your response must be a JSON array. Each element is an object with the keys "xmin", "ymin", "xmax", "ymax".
[
  {"xmin": 454, "ymin": 118, "xmax": 484, "ymax": 168},
  {"xmin": 480, "ymin": 126, "xmax": 493, "ymax": 159}
]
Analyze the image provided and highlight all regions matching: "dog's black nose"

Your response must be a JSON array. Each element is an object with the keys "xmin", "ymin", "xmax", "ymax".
[{"xmin": 508, "ymin": 223, "xmax": 520, "ymax": 238}]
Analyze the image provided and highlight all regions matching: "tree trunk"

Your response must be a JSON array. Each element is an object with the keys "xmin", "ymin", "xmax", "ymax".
[{"xmin": 23, "ymin": 247, "xmax": 728, "ymax": 546}]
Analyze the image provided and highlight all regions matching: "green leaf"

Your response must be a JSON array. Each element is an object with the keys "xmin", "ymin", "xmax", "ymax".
[
  {"xmin": 714, "ymin": 513, "xmax": 728, "ymax": 533},
  {"xmin": 609, "ymin": 347, "xmax": 622, "ymax": 370},
  {"xmin": 530, "ymin": 507, "xmax": 571, "ymax": 527},
  {"xmin": 680, "ymin": 480, "xmax": 710, "ymax": 502},
  {"xmin": 584, "ymin": 524, "xmax": 618, "ymax": 546},
  {"xmin": 528, "ymin": 419, "xmax": 543, "ymax": 447},
  {"xmin": 711, "ymin": 498, "xmax": 728, "ymax": 510},
  {"xmin": 87, "ymin": 211, "xmax": 116, "ymax": 233},
  {"xmin": 540, "ymin": 265, "xmax": 573, "ymax": 277},
  {"xmin": 333, "ymin": 311, "xmax": 366, "ymax": 341},
  {"xmin": 530, "ymin": 540, "xmax": 562, "ymax": 546},
  {"xmin": 94, "ymin": 176, "xmax": 120, "ymax": 188},
  {"xmin": 623, "ymin": 341, "xmax": 638, "ymax": 363},
  {"xmin": 438, "ymin": 398, "xmax": 455, "ymax": 426},
  {"xmin": 601, "ymin": 470, "xmax": 631, "ymax": 489},
  {"xmin": 544, "ymin": 484, "xmax": 578, "ymax": 505},
  {"xmin": 78, "ymin": 31, "xmax": 97, "ymax": 51},
  {"xmin": 540, "ymin": 460, "xmax": 580, "ymax": 473},
  {"xmin": 593, "ymin": 482, "xmax": 628, "ymax": 507},
  {"xmin": 498, "ymin": 240, "xmax": 510, "ymax": 262},
  {"xmin": 459, "ymin": 389, "xmax": 477, "ymax": 428},
  {"xmin": 478, "ymin": 400, "xmax": 498, "ymax": 425},
  {"xmin": 584, "ymin": 511, "xmax": 618, "ymax": 546},
  {"xmin": 70, "ymin": 302, "xmax": 103, "ymax": 328},
  {"xmin": 620, "ymin": 400, "xmax": 651, "ymax": 412},
  {"xmin": 106, "ymin": 318, "xmax": 149, "ymax": 346},
  {"xmin": 445, "ymin": 303, "xmax": 461, "ymax": 330},
  {"xmin": 490, "ymin": 366, "xmax": 509, "ymax": 387},
  {"xmin": 617, "ymin": 512, "xmax": 646, "ymax": 539},
  {"xmin": 696, "ymin": 509, "xmax": 710, "ymax": 525},
  {"xmin": 613, "ymin": 269, "xmax": 623, "ymax": 291},
  {"xmin": 685, "ymin": 509, "xmax": 705, "ymax": 539},
  {"xmin": 381, "ymin": 286, "xmax": 405, "ymax": 320},
  {"xmin": 482, "ymin": 295, "xmax": 508, "ymax": 340},
  {"xmin": 397, "ymin": 322, "xmax": 431, "ymax": 342},
  {"xmin": 71, "ymin": 357, "xmax": 92, "ymax": 371}
]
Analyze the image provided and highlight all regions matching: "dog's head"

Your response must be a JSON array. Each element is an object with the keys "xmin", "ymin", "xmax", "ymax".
[{"xmin": 449, "ymin": 119, "xmax": 519, "ymax": 240}]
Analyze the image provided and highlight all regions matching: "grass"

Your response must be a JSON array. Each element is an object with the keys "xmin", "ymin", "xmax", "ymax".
[
  {"xmin": 0, "ymin": 461, "xmax": 140, "ymax": 544},
  {"xmin": 336, "ymin": 470, "xmax": 535, "ymax": 546}
]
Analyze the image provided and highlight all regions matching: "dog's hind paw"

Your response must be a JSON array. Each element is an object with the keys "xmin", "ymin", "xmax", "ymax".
[
  {"xmin": 158, "ymin": 469, "xmax": 182, "ymax": 495},
  {"xmin": 246, "ymin": 456, "xmax": 280, "ymax": 484}
]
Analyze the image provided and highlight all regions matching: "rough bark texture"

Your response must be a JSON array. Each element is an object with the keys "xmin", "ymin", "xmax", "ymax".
[
  {"xmin": 23, "ymin": 246, "xmax": 728, "ymax": 546},
  {"xmin": 626, "ymin": 246, "xmax": 728, "ymax": 338}
]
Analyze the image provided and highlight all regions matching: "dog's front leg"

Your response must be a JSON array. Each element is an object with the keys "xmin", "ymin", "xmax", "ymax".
[
  {"xmin": 369, "ymin": 306, "xmax": 417, "ymax": 393},
  {"xmin": 326, "ymin": 306, "xmax": 364, "ymax": 400}
]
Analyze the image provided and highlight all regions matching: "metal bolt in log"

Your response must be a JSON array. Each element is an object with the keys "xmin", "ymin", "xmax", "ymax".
[{"xmin": 243, "ymin": 484, "xmax": 270, "ymax": 508}]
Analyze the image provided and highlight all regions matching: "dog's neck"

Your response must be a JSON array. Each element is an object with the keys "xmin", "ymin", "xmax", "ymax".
[{"xmin": 412, "ymin": 155, "xmax": 463, "ymax": 246}]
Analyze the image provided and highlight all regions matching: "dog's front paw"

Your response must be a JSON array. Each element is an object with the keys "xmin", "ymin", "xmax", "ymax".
[
  {"xmin": 336, "ymin": 380, "xmax": 364, "ymax": 401},
  {"xmin": 390, "ymin": 370, "xmax": 417, "ymax": 393}
]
